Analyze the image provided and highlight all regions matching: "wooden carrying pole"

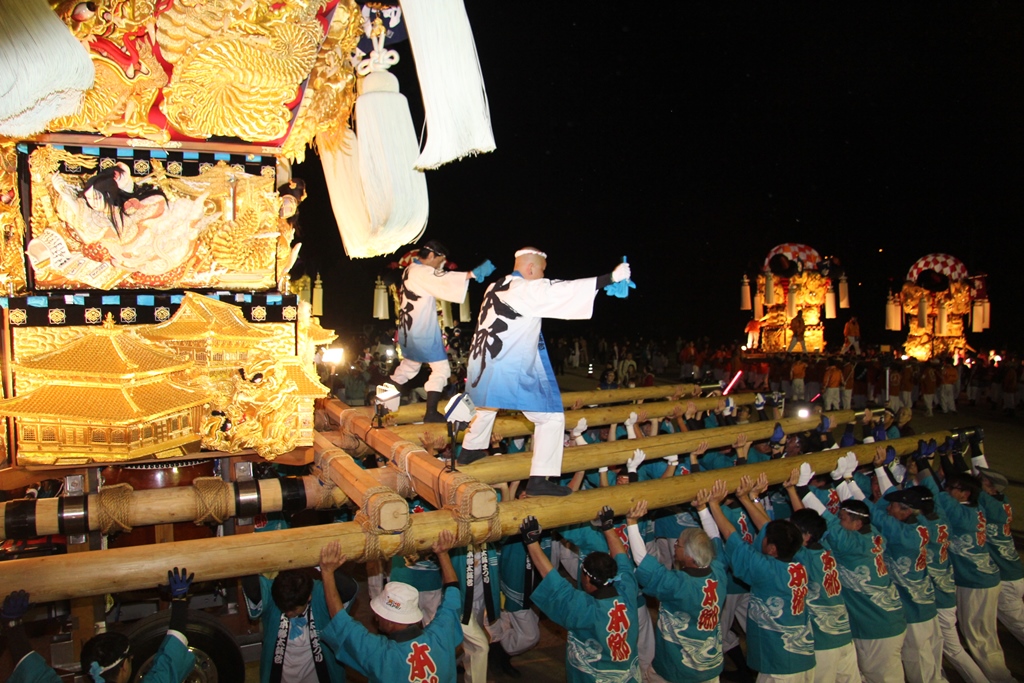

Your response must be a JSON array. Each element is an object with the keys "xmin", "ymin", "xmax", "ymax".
[
  {"xmin": 0, "ymin": 432, "xmax": 951, "ymax": 603},
  {"xmin": 386, "ymin": 393, "xmax": 759, "ymax": 442},
  {"xmin": 312, "ymin": 432, "xmax": 407, "ymax": 532},
  {"xmin": 388, "ymin": 384, "xmax": 709, "ymax": 423},
  {"xmin": 324, "ymin": 400, "xmax": 496, "ymax": 518},
  {"xmin": 0, "ymin": 475, "xmax": 343, "ymax": 542},
  {"xmin": 460, "ymin": 409, "xmax": 864, "ymax": 485}
]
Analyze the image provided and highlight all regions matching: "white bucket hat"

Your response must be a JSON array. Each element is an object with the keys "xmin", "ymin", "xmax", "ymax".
[{"xmin": 370, "ymin": 582, "xmax": 423, "ymax": 624}]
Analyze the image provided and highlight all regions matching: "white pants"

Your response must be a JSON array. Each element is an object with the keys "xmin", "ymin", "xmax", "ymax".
[
  {"xmin": 813, "ymin": 642, "xmax": 859, "ymax": 683},
  {"xmin": 939, "ymin": 384, "xmax": 957, "ymax": 413},
  {"xmin": 790, "ymin": 378, "xmax": 805, "ymax": 401},
  {"xmin": 823, "ymin": 387, "xmax": 841, "ymax": 411},
  {"xmin": 853, "ymin": 632, "xmax": 906, "ymax": 683},
  {"xmin": 841, "ymin": 388, "xmax": 853, "ymax": 410},
  {"xmin": 757, "ymin": 671, "xmax": 813, "ymax": 683},
  {"xmin": 841, "ymin": 336, "xmax": 861, "ymax": 354},
  {"xmin": 391, "ymin": 357, "xmax": 451, "ymax": 393},
  {"xmin": 956, "ymin": 584, "xmax": 1015, "ymax": 682},
  {"xmin": 721, "ymin": 592, "xmax": 750, "ymax": 652},
  {"xmin": 887, "ymin": 395, "xmax": 902, "ymax": 413},
  {"xmin": 787, "ymin": 337, "xmax": 808, "ymax": 353},
  {"xmin": 462, "ymin": 408, "xmax": 564, "ymax": 477},
  {"xmin": 936, "ymin": 606, "xmax": 988, "ymax": 683},
  {"xmin": 902, "ymin": 617, "xmax": 942, "ymax": 683},
  {"xmin": 637, "ymin": 597, "xmax": 655, "ymax": 673},
  {"xmin": 998, "ymin": 578, "xmax": 1024, "ymax": 646},
  {"xmin": 418, "ymin": 588, "xmax": 442, "ymax": 626},
  {"xmin": 488, "ymin": 609, "xmax": 540, "ymax": 655},
  {"xmin": 900, "ymin": 390, "xmax": 913, "ymax": 409},
  {"xmin": 922, "ymin": 393, "xmax": 935, "ymax": 416}
]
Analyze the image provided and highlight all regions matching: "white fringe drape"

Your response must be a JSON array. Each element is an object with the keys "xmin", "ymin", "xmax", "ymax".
[
  {"xmin": 400, "ymin": 0, "xmax": 495, "ymax": 170},
  {"xmin": 0, "ymin": 0, "xmax": 94, "ymax": 137}
]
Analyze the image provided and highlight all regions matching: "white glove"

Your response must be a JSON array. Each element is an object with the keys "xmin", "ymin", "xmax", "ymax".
[
  {"xmin": 624, "ymin": 411, "xmax": 639, "ymax": 439},
  {"xmin": 841, "ymin": 453, "xmax": 858, "ymax": 479},
  {"xmin": 612, "ymin": 262, "xmax": 631, "ymax": 283},
  {"xmin": 830, "ymin": 458, "xmax": 846, "ymax": 481},
  {"xmin": 598, "ymin": 466, "xmax": 609, "ymax": 473},
  {"xmin": 627, "ymin": 448, "xmax": 646, "ymax": 473},
  {"xmin": 971, "ymin": 454, "xmax": 989, "ymax": 471},
  {"xmin": 798, "ymin": 462, "xmax": 815, "ymax": 487},
  {"xmin": 665, "ymin": 454, "xmax": 679, "ymax": 466},
  {"xmin": 571, "ymin": 417, "xmax": 588, "ymax": 438},
  {"xmin": 889, "ymin": 461, "xmax": 907, "ymax": 484},
  {"xmin": 723, "ymin": 397, "xmax": 736, "ymax": 417}
]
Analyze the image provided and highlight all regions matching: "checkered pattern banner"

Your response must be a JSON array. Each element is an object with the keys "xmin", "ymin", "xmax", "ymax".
[
  {"xmin": 18, "ymin": 143, "xmax": 276, "ymax": 180},
  {"xmin": 764, "ymin": 243, "xmax": 822, "ymax": 271}
]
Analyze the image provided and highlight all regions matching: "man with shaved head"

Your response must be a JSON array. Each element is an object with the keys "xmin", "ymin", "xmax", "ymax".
[{"xmin": 460, "ymin": 247, "xmax": 632, "ymax": 496}]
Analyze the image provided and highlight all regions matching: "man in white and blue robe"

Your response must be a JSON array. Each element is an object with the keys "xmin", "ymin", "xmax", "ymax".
[
  {"xmin": 460, "ymin": 247, "xmax": 631, "ymax": 496},
  {"xmin": 390, "ymin": 240, "xmax": 494, "ymax": 421}
]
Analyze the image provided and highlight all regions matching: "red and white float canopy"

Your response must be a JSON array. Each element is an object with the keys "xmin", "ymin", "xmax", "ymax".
[
  {"xmin": 764, "ymin": 243, "xmax": 822, "ymax": 271},
  {"xmin": 906, "ymin": 253, "xmax": 969, "ymax": 283}
]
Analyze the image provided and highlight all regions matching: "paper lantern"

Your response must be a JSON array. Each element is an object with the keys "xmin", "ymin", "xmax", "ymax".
[
  {"xmin": 764, "ymin": 271, "xmax": 775, "ymax": 306},
  {"xmin": 937, "ymin": 302, "xmax": 948, "ymax": 336},
  {"xmin": 312, "ymin": 273, "xmax": 323, "ymax": 316},
  {"xmin": 972, "ymin": 300, "xmax": 984, "ymax": 333},
  {"xmin": 825, "ymin": 291, "xmax": 836, "ymax": 319},
  {"xmin": 372, "ymin": 277, "xmax": 389, "ymax": 320},
  {"xmin": 740, "ymin": 275, "xmax": 752, "ymax": 311},
  {"xmin": 460, "ymin": 292, "xmax": 472, "ymax": 323},
  {"xmin": 838, "ymin": 275, "xmax": 850, "ymax": 308},
  {"xmin": 440, "ymin": 300, "xmax": 453, "ymax": 329},
  {"xmin": 885, "ymin": 295, "xmax": 901, "ymax": 331}
]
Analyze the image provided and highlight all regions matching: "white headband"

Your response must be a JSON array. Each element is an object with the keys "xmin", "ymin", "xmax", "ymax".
[{"xmin": 514, "ymin": 248, "xmax": 547, "ymax": 259}]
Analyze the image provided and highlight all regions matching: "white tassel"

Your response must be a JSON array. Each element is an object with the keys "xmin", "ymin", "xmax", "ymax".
[
  {"xmin": 312, "ymin": 273, "xmax": 323, "ymax": 316},
  {"xmin": 400, "ymin": 0, "xmax": 495, "ymax": 169},
  {"xmin": 318, "ymin": 21, "xmax": 429, "ymax": 259},
  {"xmin": 838, "ymin": 275, "xmax": 850, "ymax": 308},
  {"xmin": 753, "ymin": 296, "xmax": 763, "ymax": 321},
  {"xmin": 917, "ymin": 295, "xmax": 928, "ymax": 329},
  {"xmin": 937, "ymin": 302, "xmax": 948, "ymax": 335},
  {"xmin": 459, "ymin": 292, "xmax": 472, "ymax": 323},
  {"xmin": 740, "ymin": 275, "xmax": 751, "ymax": 311},
  {"xmin": 764, "ymin": 271, "xmax": 775, "ymax": 306},
  {"xmin": 885, "ymin": 295, "xmax": 901, "ymax": 331},
  {"xmin": 825, "ymin": 291, "xmax": 836, "ymax": 319},
  {"xmin": 786, "ymin": 288, "xmax": 797, "ymax": 319},
  {"xmin": 0, "ymin": 0, "xmax": 95, "ymax": 137},
  {"xmin": 982, "ymin": 299, "xmax": 991, "ymax": 329}
]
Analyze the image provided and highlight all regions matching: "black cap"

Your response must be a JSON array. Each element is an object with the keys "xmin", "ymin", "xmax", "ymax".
[
  {"xmin": 420, "ymin": 240, "xmax": 450, "ymax": 258},
  {"xmin": 883, "ymin": 487, "xmax": 933, "ymax": 511}
]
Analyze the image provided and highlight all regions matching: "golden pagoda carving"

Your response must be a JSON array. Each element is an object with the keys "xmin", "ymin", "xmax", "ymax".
[{"xmin": 1, "ymin": 315, "xmax": 208, "ymax": 465}]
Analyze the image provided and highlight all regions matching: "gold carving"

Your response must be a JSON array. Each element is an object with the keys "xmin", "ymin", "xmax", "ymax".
[
  {"xmin": 48, "ymin": 309, "xmax": 67, "ymax": 325},
  {"xmin": 0, "ymin": 142, "xmax": 28, "ymax": 294},
  {"xmin": 85, "ymin": 307, "xmax": 103, "ymax": 324},
  {"xmin": 9, "ymin": 309, "xmax": 27, "ymax": 325}
]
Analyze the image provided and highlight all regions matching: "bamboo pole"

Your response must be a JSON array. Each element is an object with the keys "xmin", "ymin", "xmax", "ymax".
[
  {"xmin": 385, "ymin": 393, "xmax": 759, "ymax": 443},
  {"xmin": 0, "ymin": 432, "xmax": 953, "ymax": 602},
  {"xmin": 324, "ymin": 401, "xmax": 496, "ymax": 518}
]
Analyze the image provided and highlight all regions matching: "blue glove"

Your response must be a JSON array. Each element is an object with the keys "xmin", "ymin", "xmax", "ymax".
[
  {"xmin": 754, "ymin": 393, "xmax": 766, "ymax": 411},
  {"xmin": 839, "ymin": 427, "xmax": 857, "ymax": 448},
  {"xmin": 770, "ymin": 422, "xmax": 785, "ymax": 446},
  {"xmin": 470, "ymin": 259, "xmax": 495, "ymax": 283},
  {"xmin": 603, "ymin": 257, "xmax": 636, "ymax": 298},
  {"xmin": 873, "ymin": 424, "xmax": 887, "ymax": 442},
  {"xmin": 1, "ymin": 590, "xmax": 29, "ymax": 621},
  {"xmin": 167, "ymin": 567, "xmax": 194, "ymax": 599},
  {"xmin": 884, "ymin": 446, "xmax": 897, "ymax": 465}
]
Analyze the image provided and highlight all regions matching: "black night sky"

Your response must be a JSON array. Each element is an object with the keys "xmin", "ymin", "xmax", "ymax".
[{"xmin": 293, "ymin": 3, "xmax": 1024, "ymax": 351}]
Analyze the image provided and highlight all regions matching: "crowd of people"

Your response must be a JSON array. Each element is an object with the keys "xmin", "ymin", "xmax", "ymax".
[{"xmin": 7, "ymin": 243, "xmax": 1023, "ymax": 683}]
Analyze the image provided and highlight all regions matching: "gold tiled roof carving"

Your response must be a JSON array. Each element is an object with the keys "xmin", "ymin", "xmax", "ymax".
[
  {"xmin": 13, "ymin": 326, "xmax": 189, "ymax": 380},
  {"xmin": 1, "ymin": 382, "xmax": 205, "ymax": 423},
  {"xmin": 142, "ymin": 292, "xmax": 277, "ymax": 342}
]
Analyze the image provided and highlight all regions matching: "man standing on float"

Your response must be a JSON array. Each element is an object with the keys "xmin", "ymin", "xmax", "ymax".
[
  {"xmin": 460, "ymin": 247, "xmax": 632, "ymax": 496},
  {"xmin": 391, "ymin": 240, "xmax": 495, "ymax": 422}
]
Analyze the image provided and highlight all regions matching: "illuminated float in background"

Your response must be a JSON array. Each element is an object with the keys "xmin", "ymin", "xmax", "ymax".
[
  {"xmin": 886, "ymin": 253, "xmax": 989, "ymax": 361},
  {"xmin": 741, "ymin": 242, "xmax": 849, "ymax": 353}
]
